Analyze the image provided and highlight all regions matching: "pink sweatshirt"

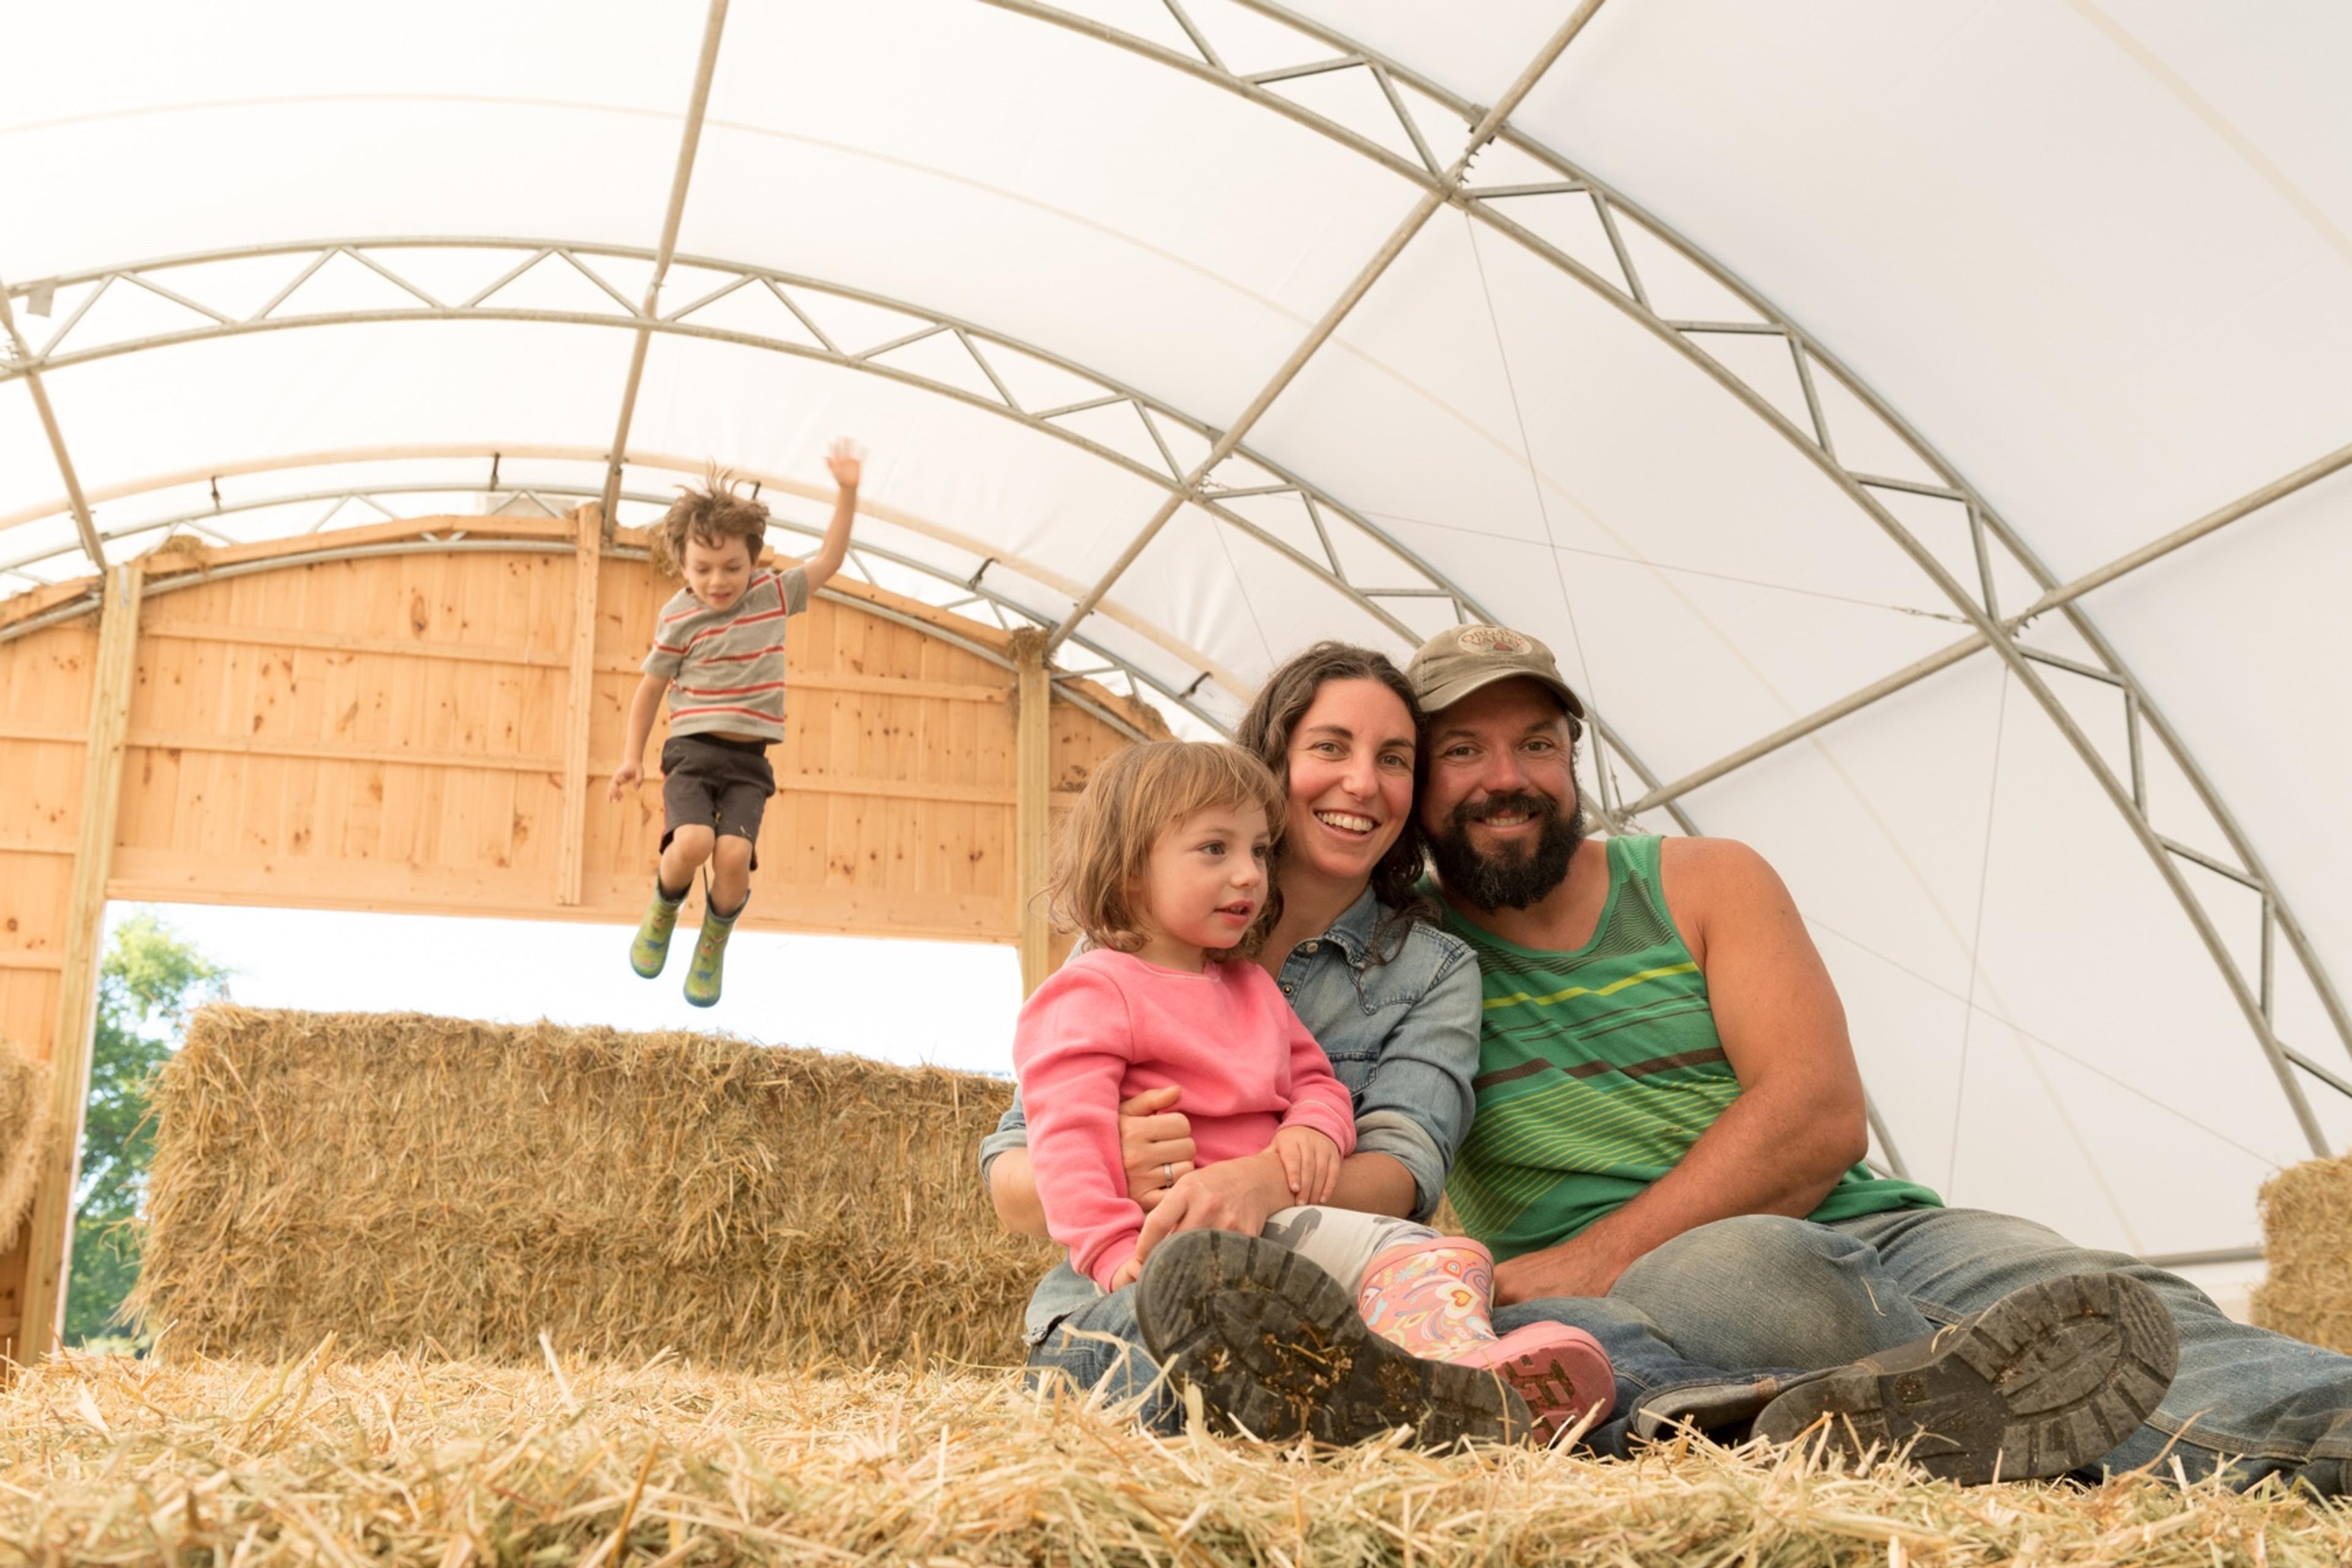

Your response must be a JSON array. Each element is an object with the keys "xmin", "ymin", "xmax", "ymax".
[{"xmin": 1012, "ymin": 948, "xmax": 1359, "ymax": 1287}]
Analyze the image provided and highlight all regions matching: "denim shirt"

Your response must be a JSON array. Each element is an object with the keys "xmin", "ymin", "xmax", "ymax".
[{"xmin": 979, "ymin": 888, "xmax": 1480, "ymax": 1342}]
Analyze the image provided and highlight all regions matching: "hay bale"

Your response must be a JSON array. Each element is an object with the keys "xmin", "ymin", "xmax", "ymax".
[
  {"xmin": 7, "ymin": 1351, "xmax": 2349, "ymax": 1567},
  {"xmin": 2250, "ymin": 1149, "xmax": 2352, "ymax": 1354},
  {"xmin": 0, "ymin": 1034, "xmax": 53, "ymax": 1252},
  {"xmin": 133, "ymin": 1006, "xmax": 1054, "ymax": 1370}
]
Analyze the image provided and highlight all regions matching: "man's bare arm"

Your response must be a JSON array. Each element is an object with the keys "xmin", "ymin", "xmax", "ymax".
[{"xmin": 1493, "ymin": 837, "xmax": 1869, "ymax": 1303}]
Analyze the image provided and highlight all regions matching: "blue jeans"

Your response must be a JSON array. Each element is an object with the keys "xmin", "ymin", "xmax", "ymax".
[
  {"xmin": 1025, "ymin": 1286, "xmax": 1184, "ymax": 1434},
  {"xmin": 1491, "ymin": 1292, "xmax": 1808, "ymax": 1458},
  {"xmin": 1602, "ymin": 1207, "xmax": 2352, "ymax": 1491}
]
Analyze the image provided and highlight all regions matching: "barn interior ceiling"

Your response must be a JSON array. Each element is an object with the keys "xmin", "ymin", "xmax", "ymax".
[{"xmin": 7, "ymin": 0, "xmax": 2352, "ymax": 1261}]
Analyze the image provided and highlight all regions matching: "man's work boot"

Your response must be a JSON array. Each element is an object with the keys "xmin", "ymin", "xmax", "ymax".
[
  {"xmin": 1357, "ymin": 1238, "xmax": 1616, "ymax": 1440},
  {"xmin": 682, "ymin": 896, "xmax": 744, "ymax": 1008},
  {"xmin": 630, "ymin": 879, "xmax": 687, "ymax": 979},
  {"xmin": 1135, "ymin": 1228, "xmax": 1534, "ymax": 1449},
  {"xmin": 1752, "ymin": 1270, "xmax": 2178, "ymax": 1484}
]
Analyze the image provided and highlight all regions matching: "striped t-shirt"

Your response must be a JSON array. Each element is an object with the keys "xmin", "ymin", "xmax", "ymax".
[
  {"xmin": 641, "ymin": 565, "xmax": 810, "ymax": 742},
  {"xmin": 1439, "ymin": 835, "xmax": 1940, "ymax": 1261}
]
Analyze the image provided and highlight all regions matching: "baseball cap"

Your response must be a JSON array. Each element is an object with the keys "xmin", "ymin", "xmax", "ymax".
[{"xmin": 1405, "ymin": 625, "xmax": 1586, "ymax": 719}]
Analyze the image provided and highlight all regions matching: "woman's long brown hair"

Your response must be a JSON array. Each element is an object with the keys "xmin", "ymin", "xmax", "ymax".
[{"xmin": 1232, "ymin": 642, "xmax": 1436, "ymax": 960}]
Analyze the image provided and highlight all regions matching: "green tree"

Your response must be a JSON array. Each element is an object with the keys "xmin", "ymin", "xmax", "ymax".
[{"xmin": 63, "ymin": 911, "xmax": 225, "ymax": 1348}]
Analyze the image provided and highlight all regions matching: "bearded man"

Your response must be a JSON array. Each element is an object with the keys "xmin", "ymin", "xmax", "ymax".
[{"xmin": 1133, "ymin": 626, "xmax": 2352, "ymax": 1492}]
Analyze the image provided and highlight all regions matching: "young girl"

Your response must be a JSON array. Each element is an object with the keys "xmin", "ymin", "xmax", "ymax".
[
  {"xmin": 610, "ymin": 441, "xmax": 861, "ymax": 1006},
  {"xmin": 1014, "ymin": 739, "xmax": 1610, "ymax": 1444}
]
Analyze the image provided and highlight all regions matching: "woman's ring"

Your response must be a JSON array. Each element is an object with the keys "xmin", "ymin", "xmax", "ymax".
[{"xmin": 1161, "ymin": 1162, "xmax": 1174, "ymax": 1188}]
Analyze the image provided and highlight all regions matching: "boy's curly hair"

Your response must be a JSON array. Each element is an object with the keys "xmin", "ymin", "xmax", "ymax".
[{"xmin": 649, "ymin": 467, "xmax": 769, "ymax": 578}]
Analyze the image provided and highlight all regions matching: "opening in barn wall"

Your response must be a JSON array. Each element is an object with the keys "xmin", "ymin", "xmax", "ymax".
[{"xmin": 0, "ymin": 516, "xmax": 1156, "ymax": 1365}]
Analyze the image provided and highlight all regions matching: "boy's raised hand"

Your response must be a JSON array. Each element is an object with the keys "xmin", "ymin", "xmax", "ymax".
[
  {"xmin": 1270, "ymin": 1125, "xmax": 1341, "ymax": 1206},
  {"xmin": 825, "ymin": 437, "xmax": 864, "ymax": 489}
]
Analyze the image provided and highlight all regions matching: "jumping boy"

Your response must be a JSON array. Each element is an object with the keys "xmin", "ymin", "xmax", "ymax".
[{"xmin": 609, "ymin": 440, "xmax": 862, "ymax": 1005}]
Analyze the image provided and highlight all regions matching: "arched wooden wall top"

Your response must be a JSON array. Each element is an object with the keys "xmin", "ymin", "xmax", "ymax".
[{"xmin": 0, "ymin": 511, "xmax": 1163, "ymax": 1365}]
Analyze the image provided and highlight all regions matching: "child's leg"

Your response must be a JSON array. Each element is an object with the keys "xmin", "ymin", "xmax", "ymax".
[
  {"xmin": 1354, "ymin": 1231, "xmax": 1617, "ymax": 1439},
  {"xmin": 682, "ymin": 777, "xmax": 766, "ymax": 1007},
  {"xmin": 660, "ymin": 823, "xmax": 718, "ymax": 897},
  {"xmin": 1259, "ymin": 1205, "xmax": 1436, "ymax": 1291},
  {"xmin": 684, "ymin": 875, "xmax": 743, "ymax": 1008},
  {"xmin": 633, "ymin": 790, "xmax": 714, "ymax": 978},
  {"xmin": 1133, "ymin": 1227, "xmax": 1535, "ymax": 1447},
  {"xmin": 707, "ymin": 830, "xmax": 754, "ymax": 914},
  {"xmin": 630, "ymin": 876, "xmax": 688, "ymax": 978}
]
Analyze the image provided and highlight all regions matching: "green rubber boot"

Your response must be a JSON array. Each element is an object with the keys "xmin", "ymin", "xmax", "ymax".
[
  {"xmin": 630, "ymin": 879, "xmax": 687, "ymax": 978},
  {"xmin": 683, "ymin": 897, "xmax": 744, "ymax": 1008}
]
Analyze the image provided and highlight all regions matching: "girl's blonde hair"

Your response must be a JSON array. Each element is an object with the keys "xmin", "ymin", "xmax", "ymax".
[
  {"xmin": 649, "ymin": 466, "xmax": 769, "ymax": 578},
  {"xmin": 1049, "ymin": 741, "xmax": 1287, "ymax": 959}
]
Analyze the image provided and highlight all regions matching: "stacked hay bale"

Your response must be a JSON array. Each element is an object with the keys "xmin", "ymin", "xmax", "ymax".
[
  {"xmin": 134, "ymin": 1007, "xmax": 1055, "ymax": 1370},
  {"xmin": 0, "ymin": 1035, "xmax": 53, "ymax": 1251},
  {"xmin": 2248, "ymin": 1150, "xmax": 2352, "ymax": 1354}
]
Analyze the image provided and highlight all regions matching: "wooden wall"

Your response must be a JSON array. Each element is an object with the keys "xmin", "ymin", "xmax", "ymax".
[{"xmin": 0, "ymin": 512, "xmax": 1159, "ymax": 1364}]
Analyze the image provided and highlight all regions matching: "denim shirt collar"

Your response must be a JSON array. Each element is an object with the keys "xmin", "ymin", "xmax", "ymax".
[{"xmin": 1290, "ymin": 884, "xmax": 1385, "ymax": 973}]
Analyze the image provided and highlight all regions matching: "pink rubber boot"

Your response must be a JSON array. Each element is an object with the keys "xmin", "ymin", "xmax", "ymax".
[{"xmin": 1357, "ymin": 1237, "xmax": 1617, "ymax": 1441}]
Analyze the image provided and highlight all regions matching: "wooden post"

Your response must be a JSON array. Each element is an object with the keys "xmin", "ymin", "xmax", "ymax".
[
  {"xmin": 556, "ymin": 503, "xmax": 603, "ymax": 906},
  {"xmin": 18, "ymin": 562, "xmax": 143, "ymax": 1360},
  {"xmin": 1011, "ymin": 629, "xmax": 1051, "ymax": 997}
]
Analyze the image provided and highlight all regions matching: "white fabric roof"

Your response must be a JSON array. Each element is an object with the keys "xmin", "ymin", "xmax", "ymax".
[{"xmin": 7, "ymin": 0, "xmax": 2350, "ymax": 1261}]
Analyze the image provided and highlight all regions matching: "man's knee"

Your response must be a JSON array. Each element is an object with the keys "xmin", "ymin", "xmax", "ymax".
[
  {"xmin": 1611, "ymin": 1215, "xmax": 1922, "ymax": 1368},
  {"xmin": 1619, "ymin": 1214, "xmax": 1863, "ymax": 1298}
]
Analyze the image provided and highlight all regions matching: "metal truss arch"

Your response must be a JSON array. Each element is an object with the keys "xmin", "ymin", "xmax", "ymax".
[
  {"xmin": 1, "ymin": 236, "xmax": 1456, "ymax": 650},
  {"xmin": 0, "ymin": 235, "xmax": 1698, "ymax": 834},
  {"xmin": 973, "ymin": 0, "xmax": 2352, "ymax": 1146}
]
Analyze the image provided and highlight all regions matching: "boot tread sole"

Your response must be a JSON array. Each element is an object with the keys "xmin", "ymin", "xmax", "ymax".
[
  {"xmin": 1136, "ymin": 1230, "xmax": 1532, "ymax": 1449},
  {"xmin": 1752, "ymin": 1271, "xmax": 2179, "ymax": 1485}
]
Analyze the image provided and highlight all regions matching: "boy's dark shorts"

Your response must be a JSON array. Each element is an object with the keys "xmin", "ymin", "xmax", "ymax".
[{"xmin": 660, "ymin": 734, "xmax": 775, "ymax": 869}]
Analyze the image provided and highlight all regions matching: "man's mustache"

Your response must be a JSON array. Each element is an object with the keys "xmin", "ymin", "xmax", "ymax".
[{"xmin": 1456, "ymin": 790, "xmax": 1561, "ymax": 827}]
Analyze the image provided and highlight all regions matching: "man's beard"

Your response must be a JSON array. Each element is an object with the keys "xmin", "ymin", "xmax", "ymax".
[{"xmin": 1427, "ymin": 788, "xmax": 1588, "ymax": 911}]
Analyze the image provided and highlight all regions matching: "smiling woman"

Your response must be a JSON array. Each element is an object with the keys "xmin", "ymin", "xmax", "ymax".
[{"xmin": 1240, "ymin": 643, "xmax": 1436, "ymax": 970}]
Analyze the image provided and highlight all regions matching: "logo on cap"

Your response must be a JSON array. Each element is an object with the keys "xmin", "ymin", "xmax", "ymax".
[{"xmin": 1456, "ymin": 626, "xmax": 1532, "ymax": 657}]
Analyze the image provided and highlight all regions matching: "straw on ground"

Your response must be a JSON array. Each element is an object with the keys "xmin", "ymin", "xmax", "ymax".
[{"xmin": 3, "ymin": 1348, "xmax": 2346, "ymax": 1567}]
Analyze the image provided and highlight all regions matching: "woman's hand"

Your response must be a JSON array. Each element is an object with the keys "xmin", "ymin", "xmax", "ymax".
[
  {"xmin": 1130, "ymin": 1150, "xmax": 1292, "ymax": 1267},
  {"xmin": 1118, "ymin": 1085, "xmax": 1196, "ymax": 1210},
  {"xmin": 1270, "ymin": 1125, "xmax": 1341, "ymax": 1205}
]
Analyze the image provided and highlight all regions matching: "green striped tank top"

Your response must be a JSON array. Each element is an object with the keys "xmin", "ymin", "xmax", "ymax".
[{"xmin": 1442, "ymin": 835, "xmax": 1940, "ymax": 1260}]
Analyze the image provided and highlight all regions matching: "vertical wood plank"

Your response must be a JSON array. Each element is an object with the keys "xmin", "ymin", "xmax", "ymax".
[
  {"xmin": 556, "ymin": 505, "xmax": 602, "ymax": 904},
  {"xmin": 18, "ymin": 562, "xmax": 145, "ymax": 1363},
  {"xmin": 1011, "ymin": 629, "xmax": 1050, "ymax": 996}
]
